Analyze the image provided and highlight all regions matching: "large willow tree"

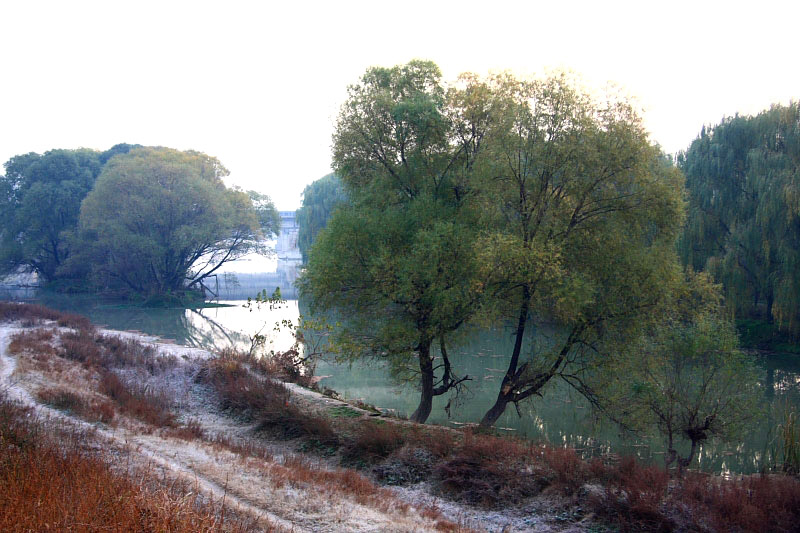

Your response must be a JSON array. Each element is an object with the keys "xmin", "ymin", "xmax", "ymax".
[
  {"xmin": 0, "ymin": 145, "xmax": 138, "ymax": 283},
  {"xmin": 475, "ymin": 74, "xmax": 685, "ymax": 427},
  {"xmin": 678, "ymin": 103, "xmax": 800, "ymax": 336},
  {"xmin": 74, "ymin": 147, "xmax": 275, "ymax": 298},
  {"xmin": 302, "ymin": 62, "xmax": 686, "ymax": 426},
  {"xmin": 300, "ymin": 61, "xmax": 493, "ymax": 423},
  {"xmin": 296, "ymin": 173, "xmax": 348, "ymax": 263}
]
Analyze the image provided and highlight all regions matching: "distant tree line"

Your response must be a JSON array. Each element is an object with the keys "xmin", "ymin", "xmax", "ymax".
[
  {"xmin": 678, "ymin": 102, "xmax": 800, "ymax": 338},
  {"xmin": 0, "ymin": 145, "xmax": 279, "ymax": 302}
]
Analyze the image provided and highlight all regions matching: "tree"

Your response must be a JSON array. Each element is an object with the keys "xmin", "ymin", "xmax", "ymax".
[
  {"xmin": 0, "ymin": 149, "xmax": 102, "ymax": 281},
  {"xmin": 475, "ymin": 73, "xmax": 686, "ymax": 427},
  {"xmin": 74, "ymin": 147, "xmax": 275, "ymax": 298},
  {"xmin": 678, "ymin": 103, "xmax": 800, "ymax": 336},
  {"xmin": 300, "ymin": 61, "xmax": 494, "ymax": 423},
  {"xmin": 602, "ymin": 273, "xmax": 762, "ymax": 473},
  {"xmin": 296, "ymin": 173, "xmax": 348, "ymax": 263},
  {"xmin": 0, "ymin": 144, "xmax": 139, "ymax": 285},
  {"xmin": 246, "ymin": 190, "xmax": 281, "ymax": 237}
]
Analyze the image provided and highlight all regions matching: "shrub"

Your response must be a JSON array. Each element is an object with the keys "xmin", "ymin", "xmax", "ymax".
[
  {"xmin": 99, "ymin": 371, "xmax": 175, "ymax": 427},
  {"xmin": 58, "ymin": 329, "xmax": 102, "ymax": 364},
  {"xmin": 196, "ymin": 357, "xmax": 289, "ymax": 418},
  {"xmin": 434, "ymin": 433, "xmax": 545, "ymax": 507},
  {"xmin": 342, "ymin": 421, "xmax": 404, "ymax": 464},
  {"xmin": 0, "ymin": 302, "xmax": 93, "ymax": 330},
  {"xmin": 37, "ymin": 387, "xmax": 115, "ymax": 424},
  {"xmin": 256, "ymin": 403, "xmax": 339, "ymax": 446},
  {"xmin": 8, "ymin": 328, "xmax": 57, "ymax": 356}
]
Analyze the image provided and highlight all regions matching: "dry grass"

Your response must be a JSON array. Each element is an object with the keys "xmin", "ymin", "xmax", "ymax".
[
  {"xmin": 7, "ymin": 314, "xmax": 181, "ymax": 430},
  {"xmin": 8, "ymin": 327, "xmax": 58, "ymax": 357},
  {"xmin": 197, "ymin": 354, "xmax": 338, "ymax": 446},
  {"xmin": 0, "ymin": 395, "xmax": 268, "ymax": 533},
  {"xmin": 433, "ymin": 432, "xmax": 545, "ymax": 507},
  {"xmin": 99, "ymin": 370, "xmax": 175, "ymax": 427},
  {"xmin": 167, "ymin": 417, "xmax": 206, "ymax": 441},
  {"xmin": 36, "ymin": 386, "xmax": 115, "ymax": 424},
  {"xmin": 7, "ymin": 302, "xmax": 800, "ymax": 531},
  {"xmin": 0, "ymin": 301, "xmax": 93, "ymax": 330},
  {"xmin": 342, "ymin": 420, "xmax": 405, "ymax": 463}
]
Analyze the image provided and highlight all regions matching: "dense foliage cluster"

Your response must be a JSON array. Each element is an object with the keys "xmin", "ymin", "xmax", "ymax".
[
  {"xmin": 0, "ymin": 145, "xmax": 278, "ymax": 299},
  {"xmin": 0, "ymin": 144, "xmax": 137, "ymax": 283},
  {"xmin": 295, "ymin": 172, "xmax": 348, "ymax": 263},
  {"xmin": 679, "ymin": 103, "xmax": 800, "ymax": 336}
]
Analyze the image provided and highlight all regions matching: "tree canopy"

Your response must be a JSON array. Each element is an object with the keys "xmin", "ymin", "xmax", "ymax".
[
  {"xmin": 72, "ymin": 147, "xmax": 275, "ymax": 299},
  {"xmin": 0, "ymin": 144, "xmax": 138, "ymax": 283},
  {"xmin": 474, "ymin": 73, "xmax": 686, "ymax": 427},
  {"xmin": 300, "ymin": 61, "xmax": 492, "ymax": 422},
  {"xmin": 301, "ymin": 62, "xmax": 687, "ymax": 426},
  {"xmin": 678, "ymin": 103, "xmax": 800, "ymax": 336},
  {"xmin": 296, "ymin": 173, "xmax": 348, "ymax": 263}
]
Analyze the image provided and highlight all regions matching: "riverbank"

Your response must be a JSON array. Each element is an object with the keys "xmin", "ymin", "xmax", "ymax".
[{"xmin": 1, "ymin": 302, "xmax": 799, "ymax": 532}]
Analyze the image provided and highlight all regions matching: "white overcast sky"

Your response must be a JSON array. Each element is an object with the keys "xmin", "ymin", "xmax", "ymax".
[{"xmin": 1, "ymin": 0, "xmax": 797, "ymax": 209}]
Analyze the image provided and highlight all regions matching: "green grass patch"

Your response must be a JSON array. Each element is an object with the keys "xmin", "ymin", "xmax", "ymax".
[{"xmin": 328, "ymin": 406, "xmax": 363, "ymax": 419}]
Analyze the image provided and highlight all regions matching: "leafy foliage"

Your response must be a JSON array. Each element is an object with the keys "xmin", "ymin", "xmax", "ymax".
[
  {"xmin": 300, "ymin": 61, "xmax": 490, "ymax": 423},
  {"xmin": 474, "ymin": 72, "xmax": 686, "ymax": 427},
  {"xmin": 1, "ymin": 148, "xmax": 103, "ymax": 282},
  {"xmin": 70, "ymin": 147, "xmax": 275, "ymax": 298},
  {"xmin": 678, "ymin": 103, "xmax": 800, "ymax": 336},
  {"xmin": 296, "ymin": 173, "xmax": 348, "ymax": 263},
  {"xmin": 603, "ymin": 273, "xmax": 762, "ymax": 472}
]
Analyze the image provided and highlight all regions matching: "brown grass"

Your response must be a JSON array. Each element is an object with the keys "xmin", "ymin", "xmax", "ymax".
[
  {"xmin": 675, "ymin": 473, "xmax": 800, "ymax": 533},
  {"xmin": 99, "ymin": 370, "xmax": 175, "ymax": 427},
  {"xmin": 8, "ymin": 327, "xmax": 58, "ymax": 357},
  {"xmin": 166, "ymin": 417, "xmax": 206, "ymax": 440},
  {"xmin": 0, "ymin": 395, "xmax": 268, "ymax": 533},
  {"xmin": 0, "ymin": 301, "xmax": 93, "ymax": 330},
  {"xmin": 433, "ymin": 432, "xmax": 545, "ymax": 507},
  {"xmin": 36, "ymin": 386, "xmax": 115, "ymax": 424},
  {"xmin": 197, "ymin": 354, "xmax": 338, "ymax": 445},
  {"xmin": 342, "ymin": 420, "xmax": 405, "ymax": 463},
  {"xmin": 9, "ymin": 302, "xmax": 800, "ymax": 531}
]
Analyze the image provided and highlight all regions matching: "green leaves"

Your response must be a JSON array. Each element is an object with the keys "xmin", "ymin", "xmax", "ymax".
[
  {"xmin": 73, "ymin": 147, "xmax": 269, "ymax": 297},
  {"xmin": 679, "ymin": 103, "xmax": 800, "ymax": 336},
  {"xmin": 0, "ymin": 148, "xmax": 105, "ymax": 281}
]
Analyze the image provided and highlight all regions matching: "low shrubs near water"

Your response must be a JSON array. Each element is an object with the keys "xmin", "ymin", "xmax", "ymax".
[
  {"xmin": 196, "ymin": 350, "xmax": 338, "ymax": 446},
  {"xmin": 0, "ymin": 301, "xmax": 93, "ymax": 330}
]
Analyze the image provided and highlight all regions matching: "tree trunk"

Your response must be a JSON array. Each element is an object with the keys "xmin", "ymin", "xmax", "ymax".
[
  {"xmin": 480, "ymin": 394, "xmax": 510, "ymax": 427},
  {"xmin": 410, "ymin": 340, "xmax": 434, "ymax": 423},
  {"xmin": 479, "ymin": 286, "xmax": 530, "ymax": 428}
]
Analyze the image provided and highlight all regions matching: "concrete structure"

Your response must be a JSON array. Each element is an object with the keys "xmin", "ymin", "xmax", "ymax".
[{"xmin": 276, "ymin": 211, "xmax": 302, "ymax": 261}]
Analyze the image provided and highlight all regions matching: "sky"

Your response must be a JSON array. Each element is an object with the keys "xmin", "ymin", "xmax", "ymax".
[{"xmin": 1, "ymin": 0, "xmax": 798, "ymax": 210}]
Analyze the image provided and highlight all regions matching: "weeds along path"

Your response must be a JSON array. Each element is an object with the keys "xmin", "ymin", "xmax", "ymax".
[{"xmin": 0, "ymin": 323, "xmax": 460, "ymax": 533}]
